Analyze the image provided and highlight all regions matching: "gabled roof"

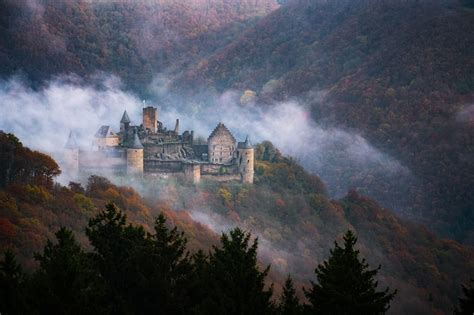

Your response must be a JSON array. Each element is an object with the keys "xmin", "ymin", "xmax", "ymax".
[
  {"xmin": 129, "ymin": 129, "xmax": 143, "ymax": 149},
  {"xmin": 208, "ymin": 122, "xmax": 236, "ymax": 143},
  {"xmin": 95, "ymin": 126, "xmax": 117, "ymax": 138},
  {"xmin": 65, "ymin": 130, "xmax": 78, "ymax": 149},
  {"xmin": 120, "ymin": 110, "xmax": 131, "ymax": 124}
]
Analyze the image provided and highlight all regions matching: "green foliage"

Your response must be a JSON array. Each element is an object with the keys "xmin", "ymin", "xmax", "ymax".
[{"xmin": 304, "ymin": 230, "xmax": 397, "ymax": 314}]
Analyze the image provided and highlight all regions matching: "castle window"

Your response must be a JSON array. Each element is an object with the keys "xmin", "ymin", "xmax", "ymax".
[{"xmin": 247, "ymin": 160, "xmax": 249, "ymax": 163}]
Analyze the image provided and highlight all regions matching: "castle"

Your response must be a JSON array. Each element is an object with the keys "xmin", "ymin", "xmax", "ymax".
[{"xmin": 64, "ymin": 106, "xmax": 254, "ymax": 184}]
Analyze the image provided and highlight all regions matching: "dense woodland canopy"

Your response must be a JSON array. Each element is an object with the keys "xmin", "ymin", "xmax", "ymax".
[{"xmin": 0, "ymin": 134, "xmax": 473, "ymax": 314}]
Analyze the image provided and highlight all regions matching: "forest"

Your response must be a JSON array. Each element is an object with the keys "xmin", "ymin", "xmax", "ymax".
[{"xmin": 1, "ymin": 133, "xmax": 474, "ymax": 314}]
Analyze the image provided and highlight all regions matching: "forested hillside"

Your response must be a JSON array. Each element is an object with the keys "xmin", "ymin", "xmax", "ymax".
[
  {"xmin": 0, "ymin": 0, "xmax": 278, "ymax": 91},
  {"xmin": 1, "ymin": 133, "xmax": 473, "ymax": 314},
  {"xmin": 175, "ymin": 0, "xmax": 474, "ymax": 243}
]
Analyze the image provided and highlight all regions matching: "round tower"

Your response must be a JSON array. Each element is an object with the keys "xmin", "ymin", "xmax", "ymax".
[
  {"xmin": 127, "ymin": 129, "xmax": 144, "ymax": 176},
  {"xmin": 64, "ymin": 130, "xmax": 79, "ymax": 178},
  {"xmin": 237, "ymin": 136, "xmax": 254, "ymax": 184}
]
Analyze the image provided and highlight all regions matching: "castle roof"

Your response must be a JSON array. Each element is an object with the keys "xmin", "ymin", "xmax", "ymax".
[
  {"xmin": 238, "ymin": 136, "xmax": 253, "ymax": 149},
  {"xmin": 95, "ymin": 126, "xmax": 117, "ymax": 138},
  {"xmin": 120, "ymin": 110, "xmax": 131, "ymax": 124},
  {"xmin": 129, "ymin": 128, "xmax": 143, "ymax": 149},
  {"xmin": 208, "ymin": 122, "xmax": 236, "ymax": 143},
  {"xmin": 65, "ymin": 130, "xmax": 78, "ymax": 149}
]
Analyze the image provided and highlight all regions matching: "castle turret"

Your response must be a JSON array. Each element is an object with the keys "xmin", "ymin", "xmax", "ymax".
[
  {"xmin": 237, "ymin": 136, "xmax": 254, "ymax": 184},
  {"xmin": 126, "ymin": 128, "xmax": 144, "ymax": 176},
  {"xmin": 120, "ymin": 110, "xmax": 131, "ymax": 132},
  {"xmin": 143, "ymin": 106, "xmax": 158, "ymax": 133},
  {"xmin": 64, "ymin": 130, "xmax": 79, "ymax": 178}
]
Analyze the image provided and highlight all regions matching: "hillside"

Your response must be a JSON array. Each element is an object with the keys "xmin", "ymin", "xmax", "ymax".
[
  {"xmin": 1, "ymin": 133, "xmax": 473, "ymax": 314},
  {"xmin": 173, "ymin": 0, "xmax": 474, "ymax": 243},
  {"xmin": 0, "ymin": 0, "xmax": 278, "ymax": 91}
]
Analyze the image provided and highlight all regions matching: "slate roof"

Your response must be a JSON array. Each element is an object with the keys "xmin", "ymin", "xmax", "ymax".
[
  {"xmin": 129, "ymin": 129, "xmax": 143, "ymax": 149},
  {"xmin": 120, "ymin": 110, "xmax": 131, "ymax": 124},
  {"xmin": 237, "ymin": 136, "xmax": 253, "ymax": 149}
]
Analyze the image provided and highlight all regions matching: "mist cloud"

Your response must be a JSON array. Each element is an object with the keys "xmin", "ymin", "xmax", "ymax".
[{"xmin": 0, "ymin": 75, "xmax": 414, "ymax": 209}]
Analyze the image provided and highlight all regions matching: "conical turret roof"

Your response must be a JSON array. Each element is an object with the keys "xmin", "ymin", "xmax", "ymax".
[
  {"xmin": 65, "ymin": 130, "xmax": 78, "ymax": 149},
  {"xmin": 238, "ymin": 135, "xmax": 253, "ymax": 149},
  {"xmin": 243, "ymin": 135, "xmax": 252, "ymax": 148},
  {"xmin": 129, "ymin": 128, "xmax": 143, "ymax": 149},
  {"xmin": 120, "ymin": 110, "xmax": 131, "ymax": 123}
]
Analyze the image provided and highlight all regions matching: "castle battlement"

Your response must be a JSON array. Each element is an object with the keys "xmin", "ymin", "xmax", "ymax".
[{"xmin": 64, "ymin": 106, "xmax": 254, "ymax": 184}]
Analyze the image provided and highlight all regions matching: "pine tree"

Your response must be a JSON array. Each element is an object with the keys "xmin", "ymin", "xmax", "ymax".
[
  {"xmin": 304, "ymin": 230, "xmax": 396, "ymax": 315},
  {"xmin": 198, "ymin": 228, "xmax": 274, "ymax": 315},
  {"xmin": 278, "ymin": 275, "xmax": 302, "ymax": 315},
  {"xmin": 31, "ymin": 228, "xmax": 105, "ymax": 314},
  {"xmin": 0, "ymin": 250, "xmax": 27, "ymax": 314},
  {"xmin": 86, "ymin": 203, "xmax": 193, "ymax": 314},
  {"xmin": 454, "ymin": 279, "xmax": 474, "ymax": 315}
]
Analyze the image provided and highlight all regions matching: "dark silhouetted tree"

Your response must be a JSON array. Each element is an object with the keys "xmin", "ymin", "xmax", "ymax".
[
  {"xmin": 304, "ymin": 230, "xmax": 396, "ymax": 314},
  {"xmin": 455, "ymin": 279, "xmax": 474, "ymax": 315},
  {"xmin": 278, "ymin": 275, "xmax": 302, "ymax": 315},
  {"xmin": 0, "ymin": 250, "xmax": 27, "ymax": 314},
  {"xmin": 31, "ymin": 228, "xmax": 105, "ymax": 314},
  {"xmin": 197, "ymin": 228, "xmax": 274, "ymax": 314}
]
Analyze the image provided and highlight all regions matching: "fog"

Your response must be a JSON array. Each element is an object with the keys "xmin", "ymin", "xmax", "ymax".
[{"xmin": 0, "ymin": 75, "xmax": 414, "ymax": 209}]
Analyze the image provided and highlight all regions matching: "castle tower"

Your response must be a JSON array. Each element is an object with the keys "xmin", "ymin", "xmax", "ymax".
[
  {"xmin": 237, "ymin": 136, "xmax": 254, "ymax": 184},
  {"xmin": 120, "ymin": 110, "xmax": 131, "ymax": 132},
  {"xmin": 126, "ymin": 128, "xmax": 144, "ymax": 176},
  {"xmin": 143, "ymin": 106, "xmax": 158, "ymax": 133},
  {"xmin": 64, "ymin": 130, "xmax": 79, "ymax": 178}
]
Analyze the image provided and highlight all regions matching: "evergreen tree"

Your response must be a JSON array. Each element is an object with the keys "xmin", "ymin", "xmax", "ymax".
[
  {"xmin": 454, "ymin": 279, "xmax": 474, "ymax": 315},
  {"xmin": 278, "ymin": 275, "xmax": 302, "ymax": 315},
  {"xmin": 86, "ymin": 203, "xmax": 192, "ymax": 314},
  {"xmin": 304, "ymin": 230, "xmax": 396, "ymax": 315},
  {"xmin": 197, "ymin": 228, "xmax": 274, "ymax": 315},
  {"xmin": 31, "ymin": 228, "xmax": 105, "ymax": 314},
  {"xmin": 0, "ymin": 250, "xmax": 27, "ymax": 314}
]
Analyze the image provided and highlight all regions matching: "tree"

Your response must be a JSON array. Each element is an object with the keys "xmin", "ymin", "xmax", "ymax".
[
  {"xmin": 278, "ymin": 275, "xmax": 302, "ymax": 315},
  {"xmin": 86, "ymin": 203, "xmax": 193, "ymax": 314},
  {"xmin": 198, "ymin": 228, "xmax": 274, "ymax": 314},
  {"xmin": 31, "ymin": 228, "xmax": 105, "ymax": 314},
  {"xmin": 454, "ymin": 279, "xmax": 474, "ymax": 315},
  {"xmin": 304, "ymin": 230, "xmax": 396, "ymax": 314},
  {"xmin": 0, "ymin": 250, "xmax": 27, "ymax": 314}
]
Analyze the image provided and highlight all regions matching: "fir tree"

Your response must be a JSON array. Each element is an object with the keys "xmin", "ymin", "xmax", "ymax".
[
  {"xmin": 454, "ymin": 279, "xmax": 474, "ymax": 315},
  {"xmin": 0, "ymin": 250, "xmax": 27, "ymax": 314},
  {"xmin": 278, "ymin": 275, "xmax": 302, "ymax": 315},
  {"xmin": 198, "ymin": 228, "xmax": 274, "ymax": 315},
  {"xmin": 31, "ymin": 228, "xmax": 105, "ymax": 314},
  {"xmin": 304, "ymin": 230, "xmax": 396, "ymax": 315}
]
